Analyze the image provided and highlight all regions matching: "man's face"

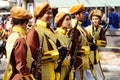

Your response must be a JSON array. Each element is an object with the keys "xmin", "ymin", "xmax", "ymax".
[
  {"xmin": 91, "ymin": 16, "xmax": 101, "ymax": 27},
  {"xmin": 41, "ymin": 9, "xmax": 53, "ymax": 23},
  {"xmin": 76, "ymin": 11, "xmax": 85, "ymax": 22}
]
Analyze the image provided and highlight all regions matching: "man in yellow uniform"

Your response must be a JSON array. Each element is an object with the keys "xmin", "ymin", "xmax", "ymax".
[
  {"xmin": 27, "ymin": 1, "xmax": 66, "ymax": 80},
  {"xmin": 55, "ymin": 11, "xmax": 73, "ymax": 80},
  {"xmin": 85, "ymin": 9, "xmax": 107, "ymax": 80},
  {"xmin": 69, "ymin": 3, "xmax": 95, "ymax": 80},
  {"xmin": 4, "ymin": 6, "xmax": 35, "ymax": 80}
]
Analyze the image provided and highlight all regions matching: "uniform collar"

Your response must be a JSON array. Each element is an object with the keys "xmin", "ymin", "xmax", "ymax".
[
  {"xmin": 92, "ymin": 25, "xmax": 101, "ymax": 31},
  {"xmin": 12, "ymin": 26, "xmax": 26, "ymax": 36},
  {"xmin": 56, "ymin": 27, "xmax": 67, "ymax": 35},
  {"xmin": 36, "ymin": 19, "xmax": 51, "ymax": 28},
  {"xmin": 71, "ymin": 19, "xmax": 82, "ymax": 28}
]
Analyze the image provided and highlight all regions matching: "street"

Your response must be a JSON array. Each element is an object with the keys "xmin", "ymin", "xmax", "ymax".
[
  {"xmin": 0, "ymin": 57, "xmax": 6, "ymax": 80},
  {"xmin": 102, "ymin": 65, "xmax": 120, "ymax": 80},
  {"xmin": 0, "ymin": 57, "xmax": 120, "ymax": 80},
  {"xmin": 104, "ymin": 71, "xmax": 120, "ymax": 80}
]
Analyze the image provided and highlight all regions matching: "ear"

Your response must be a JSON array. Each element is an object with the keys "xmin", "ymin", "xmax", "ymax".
[
  {"xmin": 99, "ymin": 18, "xmax": 102, "ymax": 23},
  {"xmin": 57, "ymin": 22, "xmax": 62, "ymax": 27},
  {"xmin": 74, "ymin": 13, "xmax": 78, "ymax": 17},
  {"xmin": 25, "ymin": 20, "xmax": 29, "ymax": 24}
]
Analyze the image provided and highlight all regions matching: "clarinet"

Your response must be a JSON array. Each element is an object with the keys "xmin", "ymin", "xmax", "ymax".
[
  {"xmin": 34, "ymin": 37, "xmax": 44, "ymax": 79},
  {"xmin": 64, "ymin": 21, "xmax": 81, "ymax": 80},
  {"xmin": 55, "ymin": 21, "xmax": 78, "ymax": 77},
  {"xmin": 92, "ymin": 23, "xmax": 97, "ymax": 64}
]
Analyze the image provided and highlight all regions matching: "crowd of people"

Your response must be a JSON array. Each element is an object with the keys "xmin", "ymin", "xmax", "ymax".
[{"xmin": 0, "ymin": 1, "xmax": 118, "ymax": 80}]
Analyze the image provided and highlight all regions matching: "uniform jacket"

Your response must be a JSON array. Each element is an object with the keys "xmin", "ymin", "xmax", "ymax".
[
  {"xmin": 27, "ymin": 20, "xmax": 59, "ymax": 80},
  {"xmin": 70, "ymin": 19, "xmax": 90, "ymax": 71},
  {"xmin": 6, "ymin": 26, "xmax": 32, "ymax": 80},
  {"xmin": 85, "ymin": 25, "xmax": 106, "ymax": 63}
]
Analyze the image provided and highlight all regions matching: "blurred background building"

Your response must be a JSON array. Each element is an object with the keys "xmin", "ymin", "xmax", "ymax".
[{"xmin": 0, "ymin": 0, "xmax": 120, "ymax": 15}]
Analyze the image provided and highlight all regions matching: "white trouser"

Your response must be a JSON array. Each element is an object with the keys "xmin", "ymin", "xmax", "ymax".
[
  {"xmin": 75, "ymin": 63, "xmax": 104, "ymax": 80},
  {"xmin": 75, "ymin": 69, "xmax": 95, "ymax": 80},
  {"xmin": 95, "ymin": 63, "xmax": 104, "ymax": 80}
]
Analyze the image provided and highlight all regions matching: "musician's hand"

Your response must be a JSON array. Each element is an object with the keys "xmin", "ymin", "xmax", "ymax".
[
  {"xmin": 90, "ymin": 43, "xmax": 97, "ymax": 51},
  {"xmin": 33, "ymin": 61, "xmax": 42, "ymax": 70},
  {"xmin": 58, "ymin": 47, "xmax": 67, "ymax": 58}
]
